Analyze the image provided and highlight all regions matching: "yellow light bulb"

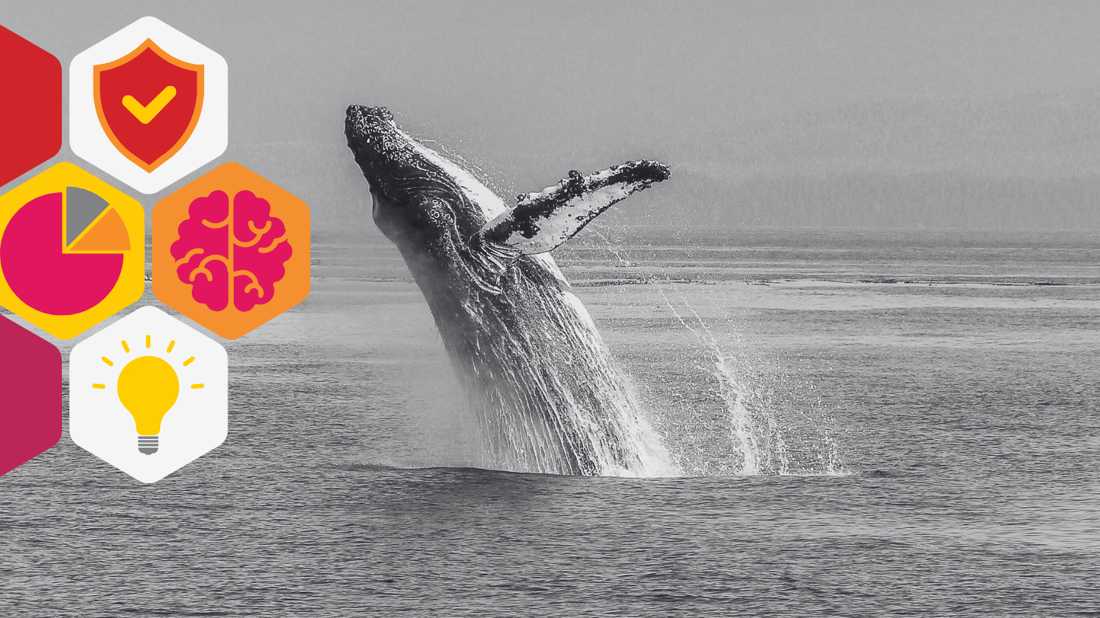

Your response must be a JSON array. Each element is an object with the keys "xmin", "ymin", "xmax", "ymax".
[{"xmin": 117, "ymin": 356, "xmax": 179, "ymax": 455}]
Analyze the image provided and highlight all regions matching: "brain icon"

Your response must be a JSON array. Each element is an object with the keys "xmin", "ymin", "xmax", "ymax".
[{"xmin": 170, "ymin": 190, "xmax": 293, "ymax": 312}]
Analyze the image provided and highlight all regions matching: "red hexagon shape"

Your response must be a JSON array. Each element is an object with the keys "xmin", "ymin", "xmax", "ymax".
[
  {"xmin": 0, "ymin": 314, "xmax": 62, "ymax": 477},
  {"xmin": 0, "ymin": 25, "xmax": 62, "ymax": 189}
]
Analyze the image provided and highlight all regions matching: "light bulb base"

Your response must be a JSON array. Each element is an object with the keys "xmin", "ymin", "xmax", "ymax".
[{"xmin": 138, "ymin": 435, "xmax": 159, "ymax": 455}]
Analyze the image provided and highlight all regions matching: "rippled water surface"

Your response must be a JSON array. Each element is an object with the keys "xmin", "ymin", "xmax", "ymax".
[{"xmin": 2, "ymin": 228, "xmax": 1098, "ymax": 616}]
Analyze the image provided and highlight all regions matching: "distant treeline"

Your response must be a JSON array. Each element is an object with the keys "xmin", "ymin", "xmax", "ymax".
[{"xmin": 652, "ymin": 171, "xmax": 1100, "ymax": 230}]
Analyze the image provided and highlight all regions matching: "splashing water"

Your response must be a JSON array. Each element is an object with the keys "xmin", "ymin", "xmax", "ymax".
[
  {"xmin": 438, "ymin": 251, "xmax": 680, "ymax": 477},
  {"xmin": 586, "ymin": 227, "xmax": 633, "ymax": 268},
  {"xmin": 443, "ymin": 264, "xmax": 846, "ymax": 477},
  {"xmin": 518, "ymin": 224, "xmax": 848, "ymax": 477},
  {"xmin": 658, "ymin": 288, "xmax": 849, "ymax": 476}
]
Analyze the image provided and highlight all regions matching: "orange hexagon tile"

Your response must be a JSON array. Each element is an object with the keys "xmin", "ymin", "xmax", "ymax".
[{"xmin": 152, "ymin": 162, "xmax": 310, "ymax": 339}]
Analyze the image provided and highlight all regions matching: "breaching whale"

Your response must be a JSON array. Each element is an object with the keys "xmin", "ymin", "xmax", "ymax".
[{"xmin": 344, "ymin": 105, "xmax": 672, "ymax": 475}]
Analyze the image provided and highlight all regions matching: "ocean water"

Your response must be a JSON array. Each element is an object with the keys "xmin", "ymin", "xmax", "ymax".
[{"xmin": 2, "ymin": 228, "xmax": 1098, "ymax": 616}]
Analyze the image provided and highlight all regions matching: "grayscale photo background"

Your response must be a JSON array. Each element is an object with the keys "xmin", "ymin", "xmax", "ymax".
[{"xmin": 2, "ymin": 2, "xmax": 1098, "ymax": 616}]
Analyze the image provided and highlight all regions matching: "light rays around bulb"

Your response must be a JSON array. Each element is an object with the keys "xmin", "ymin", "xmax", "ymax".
[
  {"xmin": 95, "ymin": 336, "xmax": 200, "ymax": 389},
  {"xmin": 88, "ymin": 330, "xmax": 211, "ymax": 453}
]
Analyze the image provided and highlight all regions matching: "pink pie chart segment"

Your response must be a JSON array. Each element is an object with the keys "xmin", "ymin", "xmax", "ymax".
[{"xmin": 0, "ymin": 192, "xmax": 124, "ymax": 316}]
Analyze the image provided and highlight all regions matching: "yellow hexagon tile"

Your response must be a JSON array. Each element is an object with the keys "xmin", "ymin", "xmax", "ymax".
[{"xmin": 0, "ymin": 163, "xmax": 145, "ymax": 339}]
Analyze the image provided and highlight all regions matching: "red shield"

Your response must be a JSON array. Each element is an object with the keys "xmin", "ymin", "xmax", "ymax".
[{"xmin": 94, "ymin": 39, "xmax": 204, "ymax": 173}]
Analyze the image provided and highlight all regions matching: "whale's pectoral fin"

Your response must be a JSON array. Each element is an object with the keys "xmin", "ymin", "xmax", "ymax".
[{"xmin": 476, "ymin": 160, "xmax": 670, "ymax": 255}]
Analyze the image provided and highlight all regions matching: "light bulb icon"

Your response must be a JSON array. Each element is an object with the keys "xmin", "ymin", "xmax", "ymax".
[
  {"xmin": 70, "ymin": 306, "xmax": 228, "ymax": 484},
  {"xmin": 117, "ymin": 355, "xmax": 179, "ymax": 454},
  {"xmin": 90, "ymin": 332, "xmax": 206, "ymax": 456}
]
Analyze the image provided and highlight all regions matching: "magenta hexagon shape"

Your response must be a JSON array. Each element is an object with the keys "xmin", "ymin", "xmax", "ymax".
[{"xmin": 0, "ymin": 314, "xmax": 62, "ymax": 477}]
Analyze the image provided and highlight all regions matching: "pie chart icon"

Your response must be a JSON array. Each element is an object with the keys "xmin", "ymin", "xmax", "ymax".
[
  {"xmin": 0, "ymin": 163, "xmax": 145, "ymax": 339},
  {"xmin": 0, "ymin": 187, "xmax": 131, "ymax": 316}
]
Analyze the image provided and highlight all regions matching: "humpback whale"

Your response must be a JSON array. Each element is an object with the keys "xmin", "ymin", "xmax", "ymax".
[{"xmin": 344, "ymin": 106, "xmax": 672, "ymax": 475}]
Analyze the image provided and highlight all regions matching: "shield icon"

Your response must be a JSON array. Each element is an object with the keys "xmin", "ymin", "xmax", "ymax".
[{"xmin": 94, "ymin": 39, "xmax": 204, "ymax": 173}]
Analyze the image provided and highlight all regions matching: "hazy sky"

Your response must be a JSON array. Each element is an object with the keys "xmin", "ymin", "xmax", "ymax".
[
  {"xmin": 8, "ymin": 1, "xmax": 1100, "ymax": 144},
  {"xmin": 6, "ymin": 1, "xmax": 1100, "ymax": 227}
]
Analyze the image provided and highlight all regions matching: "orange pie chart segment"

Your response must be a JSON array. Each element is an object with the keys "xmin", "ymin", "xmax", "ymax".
[
  {"xmin": 0, "ymin": 191, "xmax": 125, "ymax": 316},
  {"xmin": 69, "ymin": 208, "xmax": 131, "ymax": 252}
]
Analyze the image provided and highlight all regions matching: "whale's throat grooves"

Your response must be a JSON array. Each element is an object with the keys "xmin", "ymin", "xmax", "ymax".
[{"xmin": 417, "ymin": 253, "xmax": 667, "ymax": 476}]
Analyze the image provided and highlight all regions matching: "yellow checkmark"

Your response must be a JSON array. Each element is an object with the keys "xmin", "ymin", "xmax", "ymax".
[{"xmin": 121, "ymin": 86, "xmax": 177, "ymax": 124}]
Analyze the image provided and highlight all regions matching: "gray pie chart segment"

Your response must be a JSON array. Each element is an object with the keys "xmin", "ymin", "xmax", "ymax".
[{"xmin": 65, "ymin": 187, "xmax": 111, "ymax": 247}]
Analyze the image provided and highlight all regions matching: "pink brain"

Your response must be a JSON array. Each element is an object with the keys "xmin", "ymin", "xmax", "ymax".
[{"xmin": 170, "ymin": 190, "xmax": 293, "ymax": 312}]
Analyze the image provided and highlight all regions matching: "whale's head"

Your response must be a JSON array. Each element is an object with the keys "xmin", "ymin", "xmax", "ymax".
[
  {"xmin": 345, "ymin": 105, "xmax": 484, "ymax": 244},
  {"xmin": 345, "ymin": 105, "xmax": 504, "ymax": 297},
  {"xmin": 344, "ymin": 105, "xmax": 407, "ymax": 202}
]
